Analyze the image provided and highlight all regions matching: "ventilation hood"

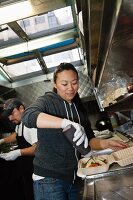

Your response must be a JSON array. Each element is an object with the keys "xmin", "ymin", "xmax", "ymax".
[{"xmin": 76, "ymin": 0, "xmax": 133, "ymax": 111}]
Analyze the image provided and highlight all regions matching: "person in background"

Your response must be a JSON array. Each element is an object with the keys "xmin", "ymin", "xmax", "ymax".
[
  {"xmin": 22, "ymin": 63, "xmax": 128, "ymax": 200},
  {"xmin": 0, "ymin": 98, "xmax": 37, "ymax": 200}
]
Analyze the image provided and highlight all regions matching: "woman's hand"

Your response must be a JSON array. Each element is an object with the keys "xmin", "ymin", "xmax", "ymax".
[
  {"xmin": 61, "ymin": 119, "xmax": 88, "ymax": 148},
  {"xmin": 100, "ymin": 139, "xmax": 129, "ymax": 151}
]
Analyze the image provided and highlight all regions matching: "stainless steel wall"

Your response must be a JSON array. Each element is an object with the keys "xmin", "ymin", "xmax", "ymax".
[{"xmin": 15, "ymin": 71, "xmax": 94, "ymax": 106}]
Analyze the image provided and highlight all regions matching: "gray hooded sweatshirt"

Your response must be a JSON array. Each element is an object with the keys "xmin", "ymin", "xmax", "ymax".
[{"xmin": 22, "ymin": 91, "xmax": 95, "ymax": 182}]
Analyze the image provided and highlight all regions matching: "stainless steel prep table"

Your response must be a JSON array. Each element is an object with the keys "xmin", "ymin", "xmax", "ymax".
[
  {"xmin": 81, "ymin": 123, "xmax": 133, "ymax": 199},
  {"xmin": 83, "ymin": 163, "xmax": 133, "ymax": 200}
]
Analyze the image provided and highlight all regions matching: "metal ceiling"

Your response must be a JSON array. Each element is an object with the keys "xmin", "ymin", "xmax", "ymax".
[{"xmin": 0, "ymin": 0, "xmax": 79, "ymax": 88}]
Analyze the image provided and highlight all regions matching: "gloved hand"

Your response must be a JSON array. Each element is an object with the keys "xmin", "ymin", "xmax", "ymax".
[
  {"xmin": 0, "ymin": 149, "xmax": 21, "ymax": 161},
  {"xmin": 61, "ymin": 119, "xmax": 88, "ymax": 148},
  {"xmin": 0, "ymin": 139, "xmax": 4, "ymax": 145}
]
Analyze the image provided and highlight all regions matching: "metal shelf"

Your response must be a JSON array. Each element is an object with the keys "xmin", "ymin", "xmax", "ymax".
[{"xmin": 104, "ymin": 93, "xmax": 133, "ymax": 112}]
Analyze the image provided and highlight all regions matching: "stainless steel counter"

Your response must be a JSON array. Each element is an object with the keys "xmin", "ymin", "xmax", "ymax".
[
  {"xmin": 82, "ymin": 123, "xmax": 133, "ymax": 199},
  {"xmin": 83, "ymin": 163, "xmax": 133, "ymax": 200}
]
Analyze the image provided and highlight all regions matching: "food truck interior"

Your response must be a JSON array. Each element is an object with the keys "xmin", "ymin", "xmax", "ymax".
[{"xmin": 0, "ymin": 0, "xmax": 133, "ymax": 199}]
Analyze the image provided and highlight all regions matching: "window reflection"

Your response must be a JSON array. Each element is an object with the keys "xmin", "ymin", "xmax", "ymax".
[
  {"xmin": 18, "ymin": 6, "xmax": 74, "ymax": 38},
  {"xmin": 44, "ymin": 48, "xmax": 81, "ymax": 68}
]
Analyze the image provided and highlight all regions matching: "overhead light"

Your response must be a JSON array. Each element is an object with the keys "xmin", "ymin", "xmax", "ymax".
[
  {"xmin": 0, "ymin": 0, "xmax": 67, "ymax": 25},
  {"xmin": 0, "ymin": 29, "xmax": 77, "ymax": 58},
  {"xmin": 0, "ymin": 1, "xmax": 33, "ymax": 25}
]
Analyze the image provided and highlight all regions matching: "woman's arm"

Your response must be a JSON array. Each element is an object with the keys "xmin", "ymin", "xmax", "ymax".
[
  {"xmin": 37, "ymin": 113, "xmax": 63, "ymax": 128},
  {"xmin": 89, "ymin": 137, "xmax": 128, "ymax": 151}
]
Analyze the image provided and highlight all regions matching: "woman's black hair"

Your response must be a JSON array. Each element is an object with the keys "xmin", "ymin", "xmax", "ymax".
[{"xmin": 53, "ymin": 63, "xmax": 79, "ymax": 93}]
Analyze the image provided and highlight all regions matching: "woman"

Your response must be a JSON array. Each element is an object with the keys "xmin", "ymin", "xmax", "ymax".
[{"xmin": 22, "ymin": 63, "xmax": 128, "ymax": 200}]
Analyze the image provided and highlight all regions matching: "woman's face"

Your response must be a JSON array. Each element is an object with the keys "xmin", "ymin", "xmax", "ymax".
[{"xmin": 54, "ymin": 70, "xmax": 79, "ymax": 102}]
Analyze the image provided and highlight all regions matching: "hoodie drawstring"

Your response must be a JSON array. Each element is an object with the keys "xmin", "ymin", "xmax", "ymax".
[{"xmin": 63, "ymin": 101, "xmax": 81, "ymax": 184}]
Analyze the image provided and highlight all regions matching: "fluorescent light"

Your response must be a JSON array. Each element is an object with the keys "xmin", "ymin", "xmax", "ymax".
[
  {"xmin": 0, "ymin": 1, "xmax": 33, "ymax": 25},
  {"xmin": 0, "ymin": 29, "xmax": 76, "ymax": 58}
]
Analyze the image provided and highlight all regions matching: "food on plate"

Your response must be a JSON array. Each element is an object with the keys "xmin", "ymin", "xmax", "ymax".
[{"xmin": 83, "ymin": 156, "xmax": 107, "ymax": 168}]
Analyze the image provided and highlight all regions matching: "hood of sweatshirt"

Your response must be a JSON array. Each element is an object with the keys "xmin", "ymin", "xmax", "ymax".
[
  {"xmin": 45, "ymin": 91, "xmax": 64, "ymax": 101},
  {"xmin": 45, "ymin": 91, "xmax": 80, "ymax": 104},
  {"xmin": 45, "ymin": 91, "xmax": 81, "ymax": 123}
]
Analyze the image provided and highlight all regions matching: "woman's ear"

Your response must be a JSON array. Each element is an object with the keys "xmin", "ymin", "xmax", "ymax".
[
  {"xmin": 53, "ymin": 82, "xmax": 57, "ymax": 89},
  {"xmin": 51, "ymin": 79, "xmax": 56, "ymax": 89}
]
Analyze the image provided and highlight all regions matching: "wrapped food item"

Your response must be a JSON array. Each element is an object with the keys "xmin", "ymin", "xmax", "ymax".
[{"xmin": 83, "ymin": 156, "xmax": 107, "ymax": 168}]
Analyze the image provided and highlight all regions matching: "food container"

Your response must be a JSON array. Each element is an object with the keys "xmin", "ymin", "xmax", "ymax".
[
  {"xmin": 77, "ymin": 147, "xmax": 133, "ymax": 177},
  {"xmin": 109, "ymin": 146, "xmax": 133, "ymax": 166},
  {"xmin": 77, "ymin": 155, "xmax": 109, "ymax": 178}
]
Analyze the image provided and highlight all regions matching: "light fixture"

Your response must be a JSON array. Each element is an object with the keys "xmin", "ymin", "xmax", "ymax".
[
  {"xmin": 0, "ymin": 1, "xmax": 33, "ymax": 25},
  {"xmin": 0, "ymin": 29, "xmax": 76, "ymax": 58}
]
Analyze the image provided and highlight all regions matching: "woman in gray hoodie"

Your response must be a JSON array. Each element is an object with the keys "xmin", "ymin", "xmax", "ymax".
[{"xmin": 22, "ymin": 63, "xmax": 128, "ymax": 200}]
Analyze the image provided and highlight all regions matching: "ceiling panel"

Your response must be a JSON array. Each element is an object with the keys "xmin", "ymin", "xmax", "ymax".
[
  {"xmin": 0, "ymin": 1, "xmax": 80, "ymax": 87},
  {"xmin": 0, "ymin": 0, "xmax": 67, "ymax": 25}
]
